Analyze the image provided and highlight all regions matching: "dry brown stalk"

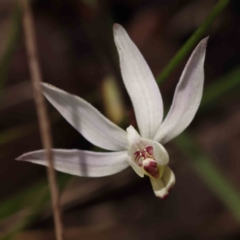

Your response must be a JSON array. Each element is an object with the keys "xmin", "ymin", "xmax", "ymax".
[{"xmin": 19, "ymin": 0, "xmax": 64, "ymax": 239}]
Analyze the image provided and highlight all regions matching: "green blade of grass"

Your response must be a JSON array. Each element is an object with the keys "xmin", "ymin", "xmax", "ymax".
[
  {"xmin": 0, "ymin": 123, "xmax": 36, "ymax": 146},
  {"xmin": 0, "ymin": 173, "xmax": 71, "ymax": 239},
  {"xmin": 157, "ymin": 0, "xmax": 229, "ymax": 84},
  {"xmin": 0, "ymin": 173, "xmax": 70, "ymax": 221},
  {"xmin": 0, "ymin": 4, "xmax": 21, "ymax": 98},
  {"xmin": 174, "ymin": 133, "xmax": 240, "ymax": 222},
  {"xmin": 201, "ymin": 67, "xmax": 240, "ymax": 108}
]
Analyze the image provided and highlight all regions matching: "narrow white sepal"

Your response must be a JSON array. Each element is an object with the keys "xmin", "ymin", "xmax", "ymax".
[
  {"xmin": 16, "ymin": 149, "xmax": 129, "ymax": 177},
  {"xmin": 41, "ymin": 83, "xmax": 128, "ymax": 151},
  {"xmin": 154, "ymin": 37, "xmax": 208, "ymax": 144},
  {"xmin": 114, "ymin": 24, "xmax": 164, "ymax": 139}
]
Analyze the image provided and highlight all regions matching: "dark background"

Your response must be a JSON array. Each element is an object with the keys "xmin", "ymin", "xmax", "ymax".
[{"xmin": 0, "ymin": 0, "xmax": 240, "ymax": 239}]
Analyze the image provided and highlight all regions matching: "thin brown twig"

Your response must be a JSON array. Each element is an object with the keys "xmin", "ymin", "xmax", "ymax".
[{"xmin": 19, "ymin": 0, "xmax": 64, "ymax": 239}]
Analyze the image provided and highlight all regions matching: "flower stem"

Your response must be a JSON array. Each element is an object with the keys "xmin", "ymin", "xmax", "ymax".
[
  {"xmin": 19, "ymin": 0, "xmax": 64, "ymax": 239},
  {"xmin": 157, "ymin": 0, "xmax": 230, "ymax": 84}
]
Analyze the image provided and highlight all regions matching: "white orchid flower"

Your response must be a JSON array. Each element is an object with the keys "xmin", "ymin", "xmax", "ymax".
[{"xmin": 17, "ymin": 24, "xmax": 208, "ymax": 199}]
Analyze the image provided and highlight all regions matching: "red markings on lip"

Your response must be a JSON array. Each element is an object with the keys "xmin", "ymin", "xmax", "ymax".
[
  {"xmin": 143, "ymin": 163, "xmax": 159, "ymax": 178},
  {"xmin": 134, "ymin": 146, "xmax": 159, "ymax": 178},
  {"xmin": 149, "ymin": 161, "xmax": 157, "ymax": 168}
]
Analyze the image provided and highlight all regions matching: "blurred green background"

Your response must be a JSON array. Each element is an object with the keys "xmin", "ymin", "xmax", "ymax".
[{"xmin": 1, "ymin": 0, "xmax": 240, "ymax": 239}]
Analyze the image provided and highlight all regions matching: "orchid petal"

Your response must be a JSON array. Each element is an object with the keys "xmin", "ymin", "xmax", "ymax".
[
  {"xmin": 41, "ymin": 83, "xmax": 128, "ymax": 151},
  {"xmin": 150, "ymin": 166, "xmax": 175, "ymax": 199},
  {"xmin": 16, "ymin": 149, "xmax": 129, "ymax": 177},
  {"xmin": 154, "ymin": 38, "xmax": 208, "ymax": 144},
  {"xmin": 113, "ymin": 24, "xmax": 163, "ymax": 139}
]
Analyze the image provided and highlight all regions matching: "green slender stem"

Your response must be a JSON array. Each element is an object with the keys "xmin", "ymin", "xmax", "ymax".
[
  {"xmin": 0, "ymin": 4, "xmax": 21, "ymax": 98},
  {"xmin": 157, "ymin": 0, "xmax": 229, "ymax": 84},
  {"xmin": 175, "ymin": 133, "xmax": 240, "ymax": 222}
]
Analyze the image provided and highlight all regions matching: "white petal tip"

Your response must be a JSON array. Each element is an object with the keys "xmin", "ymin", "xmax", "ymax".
[
  {"xmin": 15, "ymin": 153, "xmax": 29, "ymax": 161},
  {"xmin": 202, "ymin": 36, "xmax": 209, "ymax": 41},
  {"xmin": 126, "ymin": 125, "xmax": 134, "ymax": 132},
  {"xmin": 126, "ymin": 125, "xmax": 141, "ymax": 145},
  {"xmin": 33, "ymin": 81, "xmax": 54, "ymax": 90},
  {"xmin": 41, "ymin": 82, "xmax": 59, "ymax": 91},
  {"xmin": 199, "ymin": 37, "xmax": 209, "ymax": 48},
  {"xmin": 113, "ymin": 24, "xmax": 127, "ymax": 39},
  {"xmin": 113, "ymin": 23, "xmax": 123, "ymax": 31},
  {"xmin": 16, "ymin": 153, "xmax": 24, "ymax": 161}
]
